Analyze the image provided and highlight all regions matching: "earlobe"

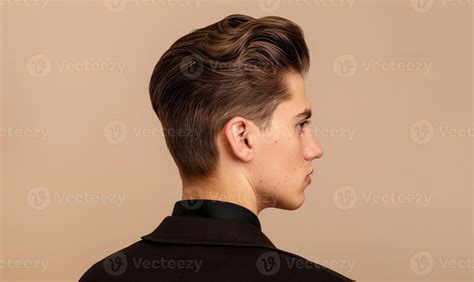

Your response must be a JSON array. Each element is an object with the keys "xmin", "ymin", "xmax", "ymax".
[{"xmin": 224, "ymin": 117, "xmax": 253, "ymax": 162}]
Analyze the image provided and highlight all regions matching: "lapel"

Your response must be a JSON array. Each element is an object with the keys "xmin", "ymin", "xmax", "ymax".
[{"xmin": 141, "ymin": 215, "xmax": 278, "ymax": 250}]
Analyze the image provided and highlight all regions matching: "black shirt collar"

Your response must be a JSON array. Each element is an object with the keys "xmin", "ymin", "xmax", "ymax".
[{"xmin": 172, "ymin": 199, "xmax": 261, "ymax": 231}]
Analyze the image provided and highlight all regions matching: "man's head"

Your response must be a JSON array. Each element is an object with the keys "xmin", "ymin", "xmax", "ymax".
[{"xmin": 149, "ymin": 14, "xmax": 323, "ymax": 212}]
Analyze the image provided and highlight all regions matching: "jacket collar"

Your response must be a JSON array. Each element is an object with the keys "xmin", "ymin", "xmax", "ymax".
[
  {"xmin": 171, "ymin": 199, "xmax": 262, "ymax": 231},
  {"xmin": 141, "ymin": 215, "xmax": 277, "ymax": 249}
]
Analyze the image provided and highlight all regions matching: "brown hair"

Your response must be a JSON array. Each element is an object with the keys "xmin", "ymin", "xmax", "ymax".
[{"xmin": 149, "ymin": 14, "xmax": 310, "ymax": 182}]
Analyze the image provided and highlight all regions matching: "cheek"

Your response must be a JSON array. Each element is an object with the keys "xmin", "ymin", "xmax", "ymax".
[
  {"xmin": 261, "ymin": 129, "xmax": 300, "ymax": 164},
  {"xmin": 255, "ymin": 134, "xmax": 303, "ymax": 185}
]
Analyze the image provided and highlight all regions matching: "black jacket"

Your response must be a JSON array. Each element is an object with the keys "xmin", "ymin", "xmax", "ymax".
[{"xmin": 79, "ymin": 200, "xmax": 355, "ymax": 281}]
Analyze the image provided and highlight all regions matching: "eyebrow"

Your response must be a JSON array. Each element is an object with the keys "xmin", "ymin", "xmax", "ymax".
[{"xmin": 294, "ymin": 108, "xmax": 312, "ymax": 120}]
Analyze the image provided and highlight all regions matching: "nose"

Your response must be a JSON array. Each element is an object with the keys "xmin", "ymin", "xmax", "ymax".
[{"xmin": 303, "ymin": 136, "xmax": 323, "ymax": 161}]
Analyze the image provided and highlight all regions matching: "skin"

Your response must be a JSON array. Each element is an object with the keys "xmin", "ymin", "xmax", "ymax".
[{"xmin": 181, "ymin": 71, "xmax": 324, "ymax": 216}]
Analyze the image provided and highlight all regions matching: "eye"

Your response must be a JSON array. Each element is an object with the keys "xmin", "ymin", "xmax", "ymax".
[{"xmin": 297, "ymin": 120, "xmax": 311, "ymax": 131}]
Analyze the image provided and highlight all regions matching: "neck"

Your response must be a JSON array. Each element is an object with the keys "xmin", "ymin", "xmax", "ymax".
[{"xmin": 181, "ymin": 174, "xmax": 266, "ymax": 216}]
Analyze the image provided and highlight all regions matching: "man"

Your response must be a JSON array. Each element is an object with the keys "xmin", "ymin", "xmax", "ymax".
[{"xmin": 80, "ymin": 14, "xmax": 354, "ymax": 281}]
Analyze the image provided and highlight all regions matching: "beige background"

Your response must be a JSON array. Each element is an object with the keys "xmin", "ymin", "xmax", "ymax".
[{"xmin": 1, "ymin": 0, "xmax": 473, "ymax": 281}]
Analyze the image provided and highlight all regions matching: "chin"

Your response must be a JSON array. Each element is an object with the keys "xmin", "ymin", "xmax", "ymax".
[{"xmin": 276, "ymin": 192, "xmax": 305, "ymax": 210}]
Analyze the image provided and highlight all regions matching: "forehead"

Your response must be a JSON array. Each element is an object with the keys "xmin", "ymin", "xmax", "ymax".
[{"xmin": 279, "ymin": 72, "xmax": 310, "ymax": 114}]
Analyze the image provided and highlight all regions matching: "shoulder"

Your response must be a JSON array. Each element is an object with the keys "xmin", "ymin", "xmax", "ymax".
[
  {"xmin": 79, "ymin": 240, "xmax": 355, "ymax": 282},
  {"xmin": 79, "ymin": 240, "xmax": 146, "ymax": 282}
]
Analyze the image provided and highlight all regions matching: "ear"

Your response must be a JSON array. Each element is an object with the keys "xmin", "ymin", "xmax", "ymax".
[{"xmin": 223, "ymin": 117, "xmax": 254, "ymax": 162}]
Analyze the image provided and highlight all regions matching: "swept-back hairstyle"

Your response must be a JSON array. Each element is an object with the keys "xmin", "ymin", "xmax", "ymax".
[{"xmin": 149, "ymin": 14, "xmax": 310, "ymax": 182}]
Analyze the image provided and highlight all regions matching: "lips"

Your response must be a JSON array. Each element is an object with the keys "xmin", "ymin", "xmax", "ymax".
[{"xmin": 305, "ymin": 169, "xmax": 313, "ymax": 185}]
